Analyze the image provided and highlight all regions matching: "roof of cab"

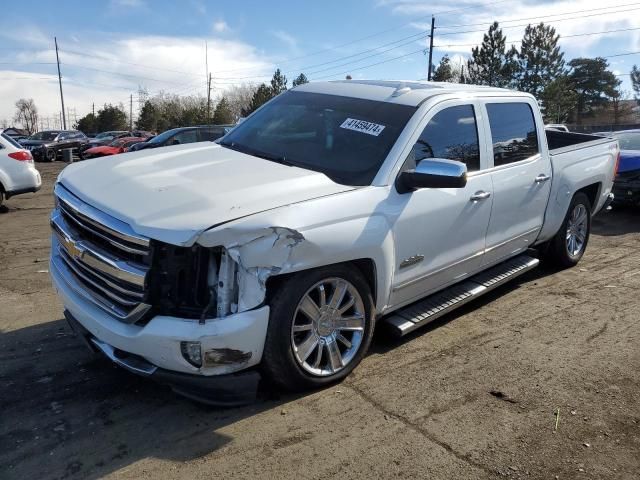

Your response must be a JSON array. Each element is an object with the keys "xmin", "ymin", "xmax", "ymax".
[{"xmin": 293, "ymin": 80, "xmax": 523, "ymax": 107}]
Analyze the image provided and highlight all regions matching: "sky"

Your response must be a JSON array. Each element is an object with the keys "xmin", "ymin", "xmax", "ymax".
[{"xmin": 1, "ymin": 0, "xmax": 639, "ymax": 128}]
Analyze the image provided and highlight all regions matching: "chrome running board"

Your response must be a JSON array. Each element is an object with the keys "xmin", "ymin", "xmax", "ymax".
[{"xmin": 384, "ymin": 255, "xmax": 539, "ymax": 337}]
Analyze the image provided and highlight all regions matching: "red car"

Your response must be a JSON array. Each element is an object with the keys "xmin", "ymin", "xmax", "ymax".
[{"xmin": 82, "ymin": 137, "xmax": 147, "ymax": 159}]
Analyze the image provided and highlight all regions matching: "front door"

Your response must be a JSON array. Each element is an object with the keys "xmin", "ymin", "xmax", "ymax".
[
  {"xmin": 481, "ymin": 101, "xmax": 552, "ymax": 266},
  {"xmin": 389, "ymin": 102, "xmax": 494, "ymax": 308}
]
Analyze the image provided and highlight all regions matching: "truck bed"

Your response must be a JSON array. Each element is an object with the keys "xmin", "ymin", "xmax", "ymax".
[{"xmin": 546, "ymin": 129, "xmax": 610, "ymax": 154}]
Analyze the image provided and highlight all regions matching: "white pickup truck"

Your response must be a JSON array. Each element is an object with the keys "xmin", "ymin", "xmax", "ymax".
[{"xmin": 50, "ymin": 81, "xmax": 617, "ymax": 403}]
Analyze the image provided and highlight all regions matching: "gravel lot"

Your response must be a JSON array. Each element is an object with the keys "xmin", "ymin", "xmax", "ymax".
[{"xmin": 1, "ymin": 162, "xmax": 639, "ymax": 480}]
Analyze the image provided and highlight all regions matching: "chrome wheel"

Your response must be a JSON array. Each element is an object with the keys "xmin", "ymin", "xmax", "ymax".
[
  {"xmin": 291, "ymin": 277, "xmax": 366, "ymax": 377},
  {"xmin": 566, "ymin": 203, "xmax": 588, "ymax": 257}
]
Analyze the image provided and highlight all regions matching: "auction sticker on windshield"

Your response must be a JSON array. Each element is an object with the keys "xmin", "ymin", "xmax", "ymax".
[{"xmin": 340, "ymin": 118, "xmax": 386, "ymax": 136}]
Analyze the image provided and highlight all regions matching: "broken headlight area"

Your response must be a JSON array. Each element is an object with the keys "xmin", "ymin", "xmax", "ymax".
[{"xmin": 147, "ymin": 242, "xmax": 240, "ymax": 322}]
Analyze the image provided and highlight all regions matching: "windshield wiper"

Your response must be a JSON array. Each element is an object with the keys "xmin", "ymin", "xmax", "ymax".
[{"xmin": 220, "ymin": 141, "xmax": 294, "ymax": 167}]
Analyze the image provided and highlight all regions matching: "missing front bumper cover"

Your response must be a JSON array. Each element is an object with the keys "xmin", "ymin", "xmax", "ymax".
[{"xmin": 64, "ymin": 310, "xmax": 260, "ymax": 406}]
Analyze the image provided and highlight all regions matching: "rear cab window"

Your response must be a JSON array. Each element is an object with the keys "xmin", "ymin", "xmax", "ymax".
[{"xmin": 486, "ymin": 102, "xmax": 539, "ymax": 166}]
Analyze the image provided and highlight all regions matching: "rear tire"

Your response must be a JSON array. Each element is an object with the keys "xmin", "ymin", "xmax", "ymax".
[
  {"xmin": 46, "ymin": 148, "xmax": 57, "ymax": 162},
  {"xmin": 545, "ymin": 192, "xmax": 591, "ymax": 268},
  {"xmin": 261, "ymin": 265, "xmax": 375, "ymax": 392}
]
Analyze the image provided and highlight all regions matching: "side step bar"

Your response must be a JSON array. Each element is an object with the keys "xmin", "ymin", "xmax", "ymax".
[{"xmin": 383, "ymin": 255, "xmax": 539, "ymax": 337}]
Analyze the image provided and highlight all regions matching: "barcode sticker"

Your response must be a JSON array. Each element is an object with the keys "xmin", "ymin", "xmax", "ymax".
[{"xmin": 340, "ymin": 118, "xmax": 385, "ymax": 136}]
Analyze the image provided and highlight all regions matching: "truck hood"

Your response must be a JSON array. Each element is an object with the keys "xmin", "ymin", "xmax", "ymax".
[{"xmin": 58, "ymin": 142, "xmax": 356, "ymax": 246}]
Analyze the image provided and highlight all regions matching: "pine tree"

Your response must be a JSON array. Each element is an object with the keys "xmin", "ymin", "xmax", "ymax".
[
  {"xmin": 212, "ymin": 97, "xmax": 234, "ymax": 124},
  {"xmin": 631, "ymin": 65, "xmax": 640, "ymax": 104},
  {"xmin": 539, "ymin": 76, "xmax": 577, "ymax": 123},
  {"xmin": 270, "ymin": 69, "xmax": 288, "ymax": 95},
  {"xmin": 292, "ymin": 73, "xmax": 309, "ymax": 87},
  {"xmin": 432, "ymin": 55, "xmax": 457, "ymax": 82},
  {"xmin": 569, "ymin": 57, "xmax": 620, "ymax": 123},
  {"xmin": 466, "ymin": 22, "xmax": 517, "ymax": 87},
  {"xmin": 516, "ymin": 23, "xmax": 565, "ymax": 97},
  {"xmin": 242, "ymin": 84, "xmax": 273, "ymax": 117}
]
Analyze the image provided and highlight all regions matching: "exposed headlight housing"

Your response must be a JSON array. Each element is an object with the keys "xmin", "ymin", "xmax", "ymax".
[{"xmin": 180, "ymin": 341, "xmax": 202, "ymax": 367}]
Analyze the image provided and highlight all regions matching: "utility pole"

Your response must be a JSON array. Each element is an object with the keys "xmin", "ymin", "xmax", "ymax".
[
  {"xmin": 130, "ymin": 94, "xmax": 133, "ymax": 130},
  {"xmin": 427, "ymin": 16, "xmax": 435, "ymax": 81},
  {"xmin": 205, "ymin": 41, "xmax": 211, "ymax": 123},
  {"xmin": 54, "ymin": 37, "xmax": 67, "ymax": 129},
  {"xmin": 92, "ymin": 102, "xmax": 95, "ymax": 116},
  {"xmin": 207, "ymin": 73, "xmax": 212, "ymax": 122}
]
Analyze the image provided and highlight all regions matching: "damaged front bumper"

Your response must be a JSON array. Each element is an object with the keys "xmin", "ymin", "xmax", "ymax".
[
  {"xmin": 52, "ymin": 255, "xmax": 270, "ymax": 404},
  {"xmin": 64, "ymin": 311, "xmax": 261, "ymax": 406}
]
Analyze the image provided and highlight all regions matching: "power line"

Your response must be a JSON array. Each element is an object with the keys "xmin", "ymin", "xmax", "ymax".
[
  {"xmin": 219, "ymin": 30, "xmax": 430, "ymax": 80},
  {"xmin": 437, "ymin": 6, "xmax": 640, "ymax": 36},
  {"xmin": 436, "ymin": 1, "xmax": 640, "ymax": 29},
  {"xmin": 312, "ymin": 47, "xmax": 427, "ymax": 81},
  {"xmin": 435, "ymin": 26, "xmax": 640, "ymax": 48},
  {"xmin": 212, "ymin": 0, "xmax": 514, "ymax": 75},
  {"xmin": 605, "ymin": 50, "xmax": 640, "ymax": 58}
]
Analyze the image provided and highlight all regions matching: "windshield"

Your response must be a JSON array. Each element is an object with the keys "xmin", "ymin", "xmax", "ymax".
[
  {"xmin": 148, "ymin": 128, "xmax": 182, "ymax": 144},
  {"xmin": 29, "ymin": 131, "xmax": 59, "ymax": 141},
  {"xmin": 109, "ymin": 138, "xmax": 127, "ymax": 147},
  {"xmin": 220, "ymin": 91, "xmax": 416, "ymax": 185},
  {"xmin": 613, "ymin": 132, "xmax": 640, "ymax": 150},
  {"xmin": 2, "ymin": 133, "xmax": 23, "ymax": 148}
]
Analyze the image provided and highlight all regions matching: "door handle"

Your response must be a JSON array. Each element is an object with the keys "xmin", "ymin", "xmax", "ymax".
[
  {"xmin": 535, "ymin": 174, "xmax": 551, "ymax": 183},
  {"xmin": 470, "ymin": 191, "xmax": 491, "ymax": 201}
]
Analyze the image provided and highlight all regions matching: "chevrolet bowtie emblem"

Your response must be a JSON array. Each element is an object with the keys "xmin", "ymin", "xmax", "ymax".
[{"xmin": 63, "ymin": 237, "xmax": 83, "ymax": 260}]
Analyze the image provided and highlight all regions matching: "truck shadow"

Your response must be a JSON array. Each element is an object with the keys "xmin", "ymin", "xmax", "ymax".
[
  {"xmin": 369, "ymin": 266, "xmax": 551, "ymax": 355},
  {"xmin": 592, "ymin": 207, "xmax": 640, "ymax": 236},
  {"xmin": 0, "ymin": 319, "xmax": 306, "ymax": 480}
]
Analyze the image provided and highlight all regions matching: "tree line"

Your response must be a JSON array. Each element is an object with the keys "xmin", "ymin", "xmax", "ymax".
[{"xmin": 432, "ymin": 21, "xmax": 638, "ymax": 125}]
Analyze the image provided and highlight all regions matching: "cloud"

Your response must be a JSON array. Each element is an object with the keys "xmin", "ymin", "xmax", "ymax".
[
  {"xmin": 0, "ymin": 32, "xmax": 275, "ymax": 121},
  {"xmin": 271, "ymin": 30, "xmax": 297, "ymax": 49},
  {"xmin": 110, "ymin": 0, "xmax": 146, "ymax": 7},
  {"xmin": 213, "ymin": 20, "xmax": 229, "ymax": 33}
]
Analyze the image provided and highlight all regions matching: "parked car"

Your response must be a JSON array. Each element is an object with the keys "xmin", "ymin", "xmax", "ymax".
[
  {"xmin": 50, "ymin": 81, "xmax": 617, "ymax": 404},
  {"xmin": 20, "ymin": 130, "xmax": 88, "ymax": 162},
  {"xmin": 604, "ymin": 130, "xmax": 640, "ymax": 206},
  {"xmin": 0, "ymin": 131, "xmax": 41, "ymax": 206},
  {"xmin": 82, "ymin": 137, "xmax": 148, "ymax": 159},
  {"xmin": 2, "ymin": 127, "xmax": 30, "ymax": 142},
  {"xmin": 545, "ymin": 124, "xmax": 569, "ymax": 132},
  {"xmin": 128, "ymin": 125, "xmax": 231, "ymax": 152},
  {"xmin": 78, "ymin": 131, "xmax": 132, "ymax": 159}
]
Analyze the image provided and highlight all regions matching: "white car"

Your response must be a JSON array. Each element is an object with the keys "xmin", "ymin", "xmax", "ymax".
[
  {"xmin": 0, "ymin": 130, "xmax": 41, "ymax": 206},
  {"xmin": 50, "ymin": 81, "xmax": 617, "ymax": 404}
]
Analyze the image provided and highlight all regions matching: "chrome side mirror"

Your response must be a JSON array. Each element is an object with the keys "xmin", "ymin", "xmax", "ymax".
[{"xmin": 397, "ymin": 158, "xmax": 467, "ymax": 193}]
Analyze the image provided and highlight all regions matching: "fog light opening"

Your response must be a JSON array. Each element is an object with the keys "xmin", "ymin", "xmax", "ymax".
[{"xmin": 180, "ymin": 341, "xmax": 202, "ymax": 368}]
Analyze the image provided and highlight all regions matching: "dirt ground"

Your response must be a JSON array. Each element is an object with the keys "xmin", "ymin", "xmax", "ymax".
[{"xmin": 1, "ymin": 162, "xmax": 639, "ymax": 480}]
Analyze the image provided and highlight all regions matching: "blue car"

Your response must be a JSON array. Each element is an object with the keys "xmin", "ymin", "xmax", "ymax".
[{"xmin": 608, "ymin": 130, "xmax": 640, "ymax": 206}]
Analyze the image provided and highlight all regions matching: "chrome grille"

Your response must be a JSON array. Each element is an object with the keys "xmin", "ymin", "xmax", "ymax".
[{"xmin": 51, "ymin": 183, "xmax": 151, "ymax": 323}]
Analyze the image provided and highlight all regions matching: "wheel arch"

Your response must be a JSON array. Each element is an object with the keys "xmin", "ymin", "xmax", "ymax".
[
  {"xmin": 266, "ymin": 258, "xmax": 379, "ymax": 311},
  {"xmin": 576, "ymin": 182, "xmax": 600, "ymax": 211}
]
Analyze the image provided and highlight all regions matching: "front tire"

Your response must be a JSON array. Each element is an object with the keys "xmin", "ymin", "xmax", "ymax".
[
  {"xmin": 545, "ymin": 192, "xmax": 591, "ymax": 268},
  {"xmin": 261, "ymin": 265, "xmax": 375, "ymax": 391}
]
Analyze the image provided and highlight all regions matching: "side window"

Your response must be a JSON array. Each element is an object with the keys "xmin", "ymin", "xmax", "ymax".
[
  {"xmin": 171, "ymin": 129, "xmax": 198, "ymax": 145},
  {"xmin": 407, "ymin": 105, "xmax": 480, "ymax": 172},
  {"xmin": 486, "ymin": 102, "xmax": 539, "ymax": 166},
  {"xmin": 199, "ymin": 128, "xmax": 224, "ymax": 141}
]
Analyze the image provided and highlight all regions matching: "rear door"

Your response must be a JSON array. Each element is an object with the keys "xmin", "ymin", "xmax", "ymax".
[
  {"xmin": 481, "ymin": 99, "xmax": 551, "ymax": 266},
  {"xmin": 389, "ymin": 100, "xmax": 494, "ymax": 307}
]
